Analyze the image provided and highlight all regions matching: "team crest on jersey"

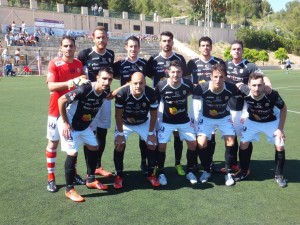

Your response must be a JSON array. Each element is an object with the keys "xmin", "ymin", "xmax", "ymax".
[
  {"xmin": 159, "ymin": 126, "xmax": 165, "ymax": 132},
  {"xmin": 182, "ymin": 90, "xmax": 187, "ymax": 95},
  {"xmin": 242, "ymin": 126, "xmax": 247, "ymax": 132},
  {"xmin": 142, "ymin": 102, "xmax": 147, "ymax": 107},
  {"xmin": 265, "ymin": 103, "xmax": 269, "ymax": 107},
  {"xmin": 225, "ymin": 96, "xmax": 229, "ymax": 100},
  {"xmin": 139, "ymin": 66, "xmax": 143, "ymax": 71},
  {"xmin": 240, "ymin": 69, "xmax": 244, "ymax": 73},
  {"xmin": 169, "ymin": 107, "xmax": 178, "ymax": 115},
  {"xmin": 70, "ymin": 68, "xmax": 76, "ymax": 74}
]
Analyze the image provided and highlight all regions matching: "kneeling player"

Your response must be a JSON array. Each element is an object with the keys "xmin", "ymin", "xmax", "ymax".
[{"xmin": 236, "ymin": 72, "xmax": 287, "ymax": 187}]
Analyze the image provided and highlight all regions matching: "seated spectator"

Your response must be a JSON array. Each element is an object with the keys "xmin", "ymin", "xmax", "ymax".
[
  {"xmin": 5, "ymin": 33, "xmax": 10, "ymax": 46},
  {"xmin": 34, "ymin": 30, "xmax": 39, "ymax": 42},
  {"xmin": 2, "ymin": 48, "xmax": 9, "ymax": 64},
  {"xmin": 5, "ymin": 62, "xmax": 15, "ymax": 76},
  {"xmin": 24, "ymin": 65, "xmax": 32, "ymax": 75}
]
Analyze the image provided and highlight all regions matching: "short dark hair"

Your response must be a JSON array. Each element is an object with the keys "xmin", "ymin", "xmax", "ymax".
[
  {"xmin": 231, "ymin": 40, "xmax": 244, "ymax": 49},
  {"xmin": 199, "ymin": 36, "xmax": 212, "ymax": 47},
  {"xmin": 125, "ymin": 35, "xmax": 140, "ymax": 47},
  {"xmin": 160, "ymin": 31, "xmax": 173, "ymax": 40},
  {"xmin": 98, "ymin": 66, "xmax": 114, "ymax": 76},
  {"xmin": 169, "ymin": 60, "xmax": 182, "ymax": 70},
  {"xmin": 60, "ymin": 35, "xmax": 76, "ymax": 46},
  {"xmin": 212, "ymin": 63, "xmax": 227, "ymax": 76},
  {"xmin": 248, "ymin": 72, "xmax": 264, "ymax": 83}
]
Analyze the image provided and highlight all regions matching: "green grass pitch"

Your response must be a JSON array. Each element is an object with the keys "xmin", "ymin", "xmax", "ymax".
[{"xmin": 0, "ymin": 70, "xmax": 299, "ymax": 225}]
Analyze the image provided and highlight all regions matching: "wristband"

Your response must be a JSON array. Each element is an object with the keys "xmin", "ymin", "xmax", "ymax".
[{"xmin": 148, "ymin": 131, "xmax": 154, "ymax": 135}]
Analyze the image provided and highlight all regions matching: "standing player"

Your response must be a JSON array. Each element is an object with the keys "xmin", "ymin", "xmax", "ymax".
[
  {"xmin": 225, "ymin": 40, "xmax": 272, "ymax": 174},
  {"xmin": 236, "ymin": 72, "xmax": 287, "ymax": 187},
  {"xmin": 77, "ymin": 26, "xmax": 114, "ymax": 177},
  {"xmin": 58, "ymin": 67, "xmax": 113, "ymax": 202},
  {"xmin": 45, "ymin": 36, "xmax": 87, "ymax": 193},
  {"xmin": 113, "ymin": 36, "xmax": 150, "ymax": 173},
  {"xmin": 187, "ymin": 36, "xmax": 225, "ymax": 178},
  {"xmin": 113, "ymin": 72, "xmax": 160, "ymax": 189},
  {"xmin": 147, "ymin": 31, "xmax": 187, "ymax": 176},
  {"xmin": 192, "ymin": 64, "xmax": 241, "ymax": 186},
  {"xmin": 155, "ymin": 60, "xmax": 198, "ymax": 186}
]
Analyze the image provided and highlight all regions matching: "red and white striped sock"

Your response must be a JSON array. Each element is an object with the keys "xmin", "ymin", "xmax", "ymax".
[{"xmin": 46, "ymin": 147, "xmax": 57, "ymax": 181}]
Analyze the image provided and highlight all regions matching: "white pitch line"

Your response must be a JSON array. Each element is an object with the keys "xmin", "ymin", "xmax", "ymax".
[
  {"xmin": 288, "ymin": 110, "xmax": 300, "ymax": 114},
  {"xmin": 275, "ymin": 86, "xmax": 300, "ymax": 90}
]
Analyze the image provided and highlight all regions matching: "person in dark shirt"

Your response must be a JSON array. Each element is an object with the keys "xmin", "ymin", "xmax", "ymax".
[
  {"xmin": 148, "ymin": 31, "xmax": 187, "ymax": 176},
  {"xmin": 192, "ymin": 64, "xmax": 240, "ymax": 186},
  {"xmin": 225, "ymin": 40, "xmax": 272, "ymax": 174},
  {"xmin": 57, "ymin": 67, "xmax": 113, "ymax": 202},
  {"xmin": 113, "ymin": 72, "xmax": 160, "ymax": 189},
  {"xmin": 155, "ymin": 60, "xmax": 197, "ymax": 186},
  {"xmin": 187, "ymin": 36, "xmax": 225, "ymax": 175},
  {"xmin": 113, "ymin": 36, "xmax": 150, "ymax": 173},
  {"xmin": 77, "ymin": 26, "xmax": 115, "ymax": 177},
  {"xmin": 235, "ymin": 72, "xmax": 287, "ymax": 188}
]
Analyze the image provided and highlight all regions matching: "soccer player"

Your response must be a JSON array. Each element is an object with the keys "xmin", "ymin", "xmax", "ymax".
[
  {"xmin": 225, "ymin": 40, "xmax": 272, "ymax": 173},
  {"xmin": 235, "ymin": 72, "xmax": 287, "ymax": 187},
  {"xmin": 77, "ymin": 26, "xmax": 115, "ymax": 177},
  {"xmin": 58, "ymin": 67, "xmax": 113, "ymax": 202},
  {"xmin": 155, "ymin": 60, "xmax": 198, "ymax": 185},
  {"xmin": 113, "ymin": 35, "xmax": 150, "ymax": 173},
  {"xmin": 187, "ymin": 36, "xmax": 226, "ymax": 177},
  {"xmin": 113, "ymin": 72, "xmax": 160, "ymax": 189},
  {"xmin": 45, "ymin": 36, "xmax": 87, "ymax": 193},
  {"xmin": 192, "ymin": 64, "xmax": 241, "ymax": 186},
  {"xmin": 147, "ymin": 31, "xmax": 187, "ymax": 176}
]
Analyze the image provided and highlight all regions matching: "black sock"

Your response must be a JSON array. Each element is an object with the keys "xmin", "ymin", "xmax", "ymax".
[
  {"xmin": 275, "ymin": 150, "xmax": 285, "ymax": 176},
  {"xmin": 174, "ymin": 135, "xmax": 183, "ymax": 165},
  {"xmin": 207, "ymin": 135, "xmax": 216, "ymax": 162},
  {"xmin": 65, "ymin": 155, "xmax": 77, "ymax": 191},
  {"xmin": 157, "ymin": 151, "xmax": 166, "ymax": 174},
  {"xmin": 198, "ymin": 145, "xmax": 211, "ymax": 172},
  {"xmin": 186, "ymin": 149, "xmax": 197, "ymax": 173},
  {"xmin": 96, "ymin": 128, "xmax": 107, "ymax": 168},
  {"xmin": 239, "ymin": 144, "xmax": 253, "ymax": 172},
  {"xmin": 85, "ymin": 149, "xmax": 98, "ymax": 179},
  {"xmin": 231, "ymin": 136, "xmax": 239, "ymax": 166},
  {"xmin": 225, "ymin": 145, "xmax": 235, "ymax": 172},
  {"xmin": 114, "ymin": 150, "xmax": 125, "ymax": 178},
  {"xmin": 146, "ymin": 149, "xmax": 156, "ymax": 176},
  {"xmin": 139, "ymin": 138, "xmax": 148, "ymax": 164}
]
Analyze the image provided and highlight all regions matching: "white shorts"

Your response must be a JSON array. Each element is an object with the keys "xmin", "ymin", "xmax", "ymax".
[
  {"xmin": 197, "ymin": 115, "xmax": 235, "ymax": 139},
  {"xmin": 46, "ymin": 116, "xmax": 60, "ymax": 141},
  {"xmin": 15, "ymin": 56, "xmax": 20, "ymax": 61},
  {"xmin": 114, "ymin": 119, "xmax": 152, "ymax": 142},
  {"xmin": 57, "ymin": 117, "xmax": 98, "ymax": 154},
  {"xmin": 230, "ymin": 110, "xmax": 245, "ymax": 136},
  {"xmin": 90, "ymin": 99, "xmax": 111, "ymax": 130},
  {"xmin": 158, "ymin": 122, "xmax": 196, "ymax": 143},
  {"xmin": 240, "ymin": 118, "xmax": 285, "ymax": 147}
]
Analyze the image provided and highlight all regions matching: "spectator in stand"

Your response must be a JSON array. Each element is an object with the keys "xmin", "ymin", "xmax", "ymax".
[
  {"xmin": 34, "ymin": 30, "xmax": 39, "ymax": 43},
  {"xmin": 10, "ymin": 34, "xmax": 15, "ymax": 46},
  {"xmin": 21, "ymin": 21, "xmax": 26, "ymax": 33},
  {"xmin": 14, "ymin": 48, "xmax": 21, "ymax": 66},
  {"xmin": 98, "ymin": 5, "xmax": 103, "ymax": 16},
  {"xmin": 5, "ymin": 33, "xmax": 9, "ymax": 46},
  {"xmin": 2, "ymin": 47, "xmax": 9, "ymax": 65},
  {"xmin": 94, "ymin": 4, "xmax": 98, "ymax": 15},
  {"xmin": 11, "ymin": 21, "xmax": 16, "ymax": 33}
]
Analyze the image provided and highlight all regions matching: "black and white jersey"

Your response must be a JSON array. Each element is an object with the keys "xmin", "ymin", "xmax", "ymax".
[
  {"xmin": 155, "ymin": 78, "xmax": 193, "ymax": 124},
  {"xmin": 187, "ymin": 56, "xmax": 225, "ymax": 84},
  {"xmin": 77, "ymin": 48, "xmax": 115, "ymax": 82},
  {"xmin": 147, "ymin": 52, "xmax": 187, "ymax": 88},
  {"xmin": 64, "ymin": 83, "xmax": 110, "ymax": 131},
  {"xmin": 115, "ymin": 85, "xmax": 158, "ymax": 125},
  {"xmin": 113, "ymin": 57, "xmax": 149, "ymax": 86},
  {"xmin": 193, "ymin": 81, "xmax": 240, "ymax": 119},
  {"xmin": 226, "ymin": 59, "xmax": 258, "ymax": 111},
  {"xmin": 243, "ymin": 90, "xmax": 285, "ymax": 122}
]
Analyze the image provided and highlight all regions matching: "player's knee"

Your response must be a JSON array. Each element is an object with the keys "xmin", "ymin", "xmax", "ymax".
[
  {"xmin": 240, "ymin": 141, "xmax": 249, "ymax": 150},
  {"xmin": 47, "ymin": 140, "xmax": 59, "ymax": 149},
  {"xmin": 187, "ymin": 140, "xmax": 197, "ymax": 150},
  {"xmin": 225, "ymin": 136, "xmax": 235, "ymax": 146},
  {"xmin": 275, "ymin": 146, "xmax": 285, "ymax": 151},
  {"xmin": 197, "ymin": 136, "xmax": 207, "ymax": 149}
]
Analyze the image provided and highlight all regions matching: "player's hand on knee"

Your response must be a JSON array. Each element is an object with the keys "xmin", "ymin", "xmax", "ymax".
[
  {"xmin": 115, "ymin": 135, "xmax": 126, "ymax": 150},
  {"xmin": 147, "ymin": 133, "xmax": 157, "ymax": 150}
]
